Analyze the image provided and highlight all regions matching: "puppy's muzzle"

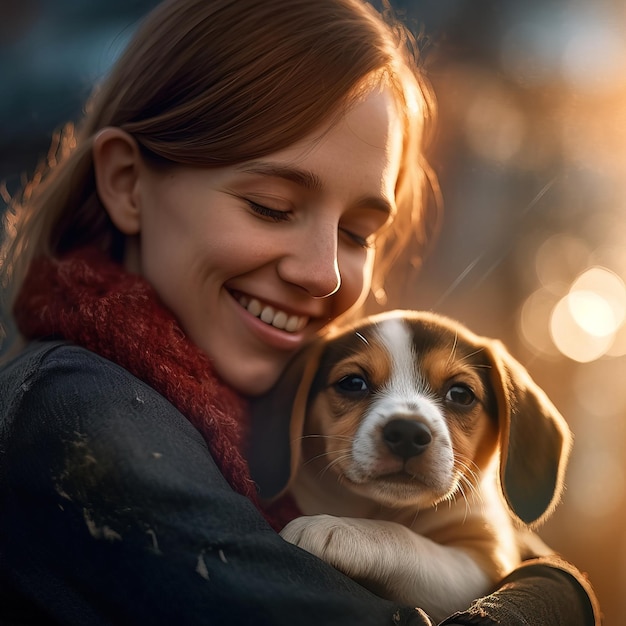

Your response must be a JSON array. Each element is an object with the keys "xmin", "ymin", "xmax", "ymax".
[{"xmin": 383, "ymin": 419, "xmax": 433, "ymax": 461}]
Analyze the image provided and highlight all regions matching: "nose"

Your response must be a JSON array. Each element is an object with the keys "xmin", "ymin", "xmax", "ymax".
[
  {"xmin": 278, "ymin": 224, "xmax": 341, "ymax": 298},
  {"xmin": 382, "ymin": 419, "xmax": 432, "ymax": 460}
]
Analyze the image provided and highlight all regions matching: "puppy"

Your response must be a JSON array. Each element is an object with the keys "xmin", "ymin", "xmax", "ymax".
[{"xmin": 249, "ymin": 310, "xmax": 571, "ymax": 621}]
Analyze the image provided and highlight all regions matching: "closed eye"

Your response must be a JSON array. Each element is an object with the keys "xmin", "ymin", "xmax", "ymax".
[
  {"xmin": 245, "ymin": 200, "xmax": 290, "ymax": 222},
  {"xmin": 339, "ymin": 206, "xmax": 392, "ymax": 250},
  {"xmin": 339, "ymin": 228, "xmax": 372, "ymax": 249},
  {"xmin": 249, "ymin": 203, "xmax": 375, "ymax": 247}
]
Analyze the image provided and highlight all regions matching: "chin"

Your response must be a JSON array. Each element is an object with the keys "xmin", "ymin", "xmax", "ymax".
[{"xmin": 218, "ymin": 362, "xmax": 285, "ymax": 398}]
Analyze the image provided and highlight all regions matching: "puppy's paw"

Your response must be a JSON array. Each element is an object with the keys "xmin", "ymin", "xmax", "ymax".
[
  {"xmin": 280, "ymin": 515, "xmax": 350, "ymax": 555},
  {"xmin": 280, "ymin": 514, "xmax": 412, "ymax": 582},
  {"xmin": 281, "ymin": 514, "xmax": 494, "ymax": 621}
]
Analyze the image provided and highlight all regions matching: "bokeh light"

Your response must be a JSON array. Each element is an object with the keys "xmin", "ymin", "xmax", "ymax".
[
  {"xmin": 499, "ymin": 3, "xmax": 626, "ymax": 92},
  {"xmin": 548, "ymin": 266, "xmax": 626, "ymax": 362},
  {"xmin": 519, "ymin": 287, "xmax": 560, "ymax": 357},
  {"xmin": 559, "ymin": 7, "xmax": 626, "ymax": 93},
  {"xmin": 566, "ymin": 290, "xmax": 616, "ymax": 337},
  {"xmin": 463, "ymin": 77, "xmax": 526, "ymax": 163},
  {"xmin": 534, "ymin": 234, "xmax": 591, "ymax": 288},
  {"xmin": 550, "ymin": 295, "xmax": 614, "ymax": 362},
  {"xmin": 606, "ymin": 322, "xmax": 626, "ymax": 357},
  {"xmin": 523, "ymin": 244, "xmax": 626, "ymax": 363},
  {"xmin": 569, "ymin": 266, "xmax": 626, "ymax": 333}
]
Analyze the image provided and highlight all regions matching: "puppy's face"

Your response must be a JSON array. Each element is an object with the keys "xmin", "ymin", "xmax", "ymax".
[{"xmin": 302, "ymin": 314, "xmax": 500, "ymax": 509}]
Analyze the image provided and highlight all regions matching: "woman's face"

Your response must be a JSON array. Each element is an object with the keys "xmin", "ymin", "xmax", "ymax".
[{"xmin": 130, "ymin": 88, "xmax": 404, "ymax": 395}]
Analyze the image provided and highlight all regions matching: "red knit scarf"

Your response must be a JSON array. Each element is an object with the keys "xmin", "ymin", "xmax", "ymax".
[{"xmin": 13, "ymin": 247, "xmax": 299, "ymax": 529}]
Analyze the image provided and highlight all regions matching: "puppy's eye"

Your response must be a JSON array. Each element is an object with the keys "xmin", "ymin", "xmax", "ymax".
[
  {"xmin": 335, "ymin": 375, "xmax": 369, "ymax": 395},
  {"xmin": 445, "ymin": 384, "xmax": 476, "ymax": 406}
]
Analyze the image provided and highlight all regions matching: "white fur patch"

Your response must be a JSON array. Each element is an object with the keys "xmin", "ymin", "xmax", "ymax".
[{"xmin": 348, "ymin": 319, "xmax": 455, "ymax": 493}]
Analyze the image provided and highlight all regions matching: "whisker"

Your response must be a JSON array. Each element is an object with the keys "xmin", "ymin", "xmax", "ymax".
[
  {"xmin": 459, "ymin": 473, "xmax": 480, "ymax": 503},
  {"xmin": 297, "ymin": 434, "xmax": 354, "ymax": 442},
  {"xmin": 409, "ymin": 506, "xmax": 421, "ymax": 528},
  {"xmin": 303, "ymin": 447, "xmax": 351, "ymax": 467},
  {"xmin": 454, "ymin": 457, "xmax": 484, "ymax": 505},
  {"xmin": 455, "ymin": 455, "xmax": 482, "ymax": 483},
  {"xmin": 455, "ymin": 480, "xmax": 471, "ymax": 523},
  {"xmin": 446, "ymin": 332, "xmax": 459, "ymax": 369},
  {"xmin": 455, "ymin": 347, "xmax": 487, "ymax": 364},
  {"xmin": 316, "ymin": 453, "xmax": 352, "ymax": 480}
]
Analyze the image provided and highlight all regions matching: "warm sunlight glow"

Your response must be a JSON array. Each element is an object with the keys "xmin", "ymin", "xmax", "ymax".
[
  {"xmin": 521, "ymin": 265, "xmax": 626, "ymax": 361},
  {"xmin": 606, "ymin": 322, "xmax": 626, "ymax": 357},
  {"xmin": 572, "ymin": 358, "xmax": 626, "ymax": 418},
  {"xmin": 519, "ymin": 287, "xmax": 560, "ymax": 356},
  {"xmin": 534, "ymin": 234, "xmax": 591, "ymax": 288},
  {"xmin": 570, "ymin": 266, "xmax": 626, "ymax": 332},
  {"xmin": 550, "ymin": 294, "xmax": 615, "ymax": 362},
  {"xmin": 567, "ymin": 290, "xmax": 617, "ymax": 337},
  {"xmin": 463, "ymin": 78, "xmax": 526, "ymax": 163},
  {"xmin": 530, "ymin": 266, "xmax": 626, "ymax": 362},
  {"xmin": 568, "ymin": 449, "xmax": 625, "ymax": 519}
]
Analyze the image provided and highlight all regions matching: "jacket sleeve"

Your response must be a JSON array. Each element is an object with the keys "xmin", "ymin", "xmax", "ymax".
[
  {"xmin": 439, "ymin": 557, "xmax": 601, "ymax": 626},
  {"xmin": 0, "ymin": 343, "xmax": 430, "ymax": 626}
]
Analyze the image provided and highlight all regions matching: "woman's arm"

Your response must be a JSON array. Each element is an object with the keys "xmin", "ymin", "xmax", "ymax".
[
  {"xmin": 0, "ymin": 343, "xmax": 430, "ymax": 626},
  {"xmin": 440, "ymin": 558, "xmax": 601, "ymax": 625}
]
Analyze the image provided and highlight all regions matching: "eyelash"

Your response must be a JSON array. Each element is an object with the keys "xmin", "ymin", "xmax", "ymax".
[
  {"xmin": 246, "ymin": 199, "xmax": 373, "ymax": 249},
  {"xmin": 340, "ymin": 229, "xmax": 372, "ymax": 249},
  {"xmin": 246, "ymin": 200, "xmax": 290, "ymax": 222}
]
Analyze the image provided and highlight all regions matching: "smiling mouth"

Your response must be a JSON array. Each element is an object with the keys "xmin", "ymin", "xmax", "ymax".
[{"xmin": 236, "ymin": 293, "xmax": 309, "ymax": 333}]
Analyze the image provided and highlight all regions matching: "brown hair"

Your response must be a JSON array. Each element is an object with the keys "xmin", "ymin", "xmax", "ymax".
[{"xmin": 1, "ymin": 0, "xmax": 437, "ymax": 319}]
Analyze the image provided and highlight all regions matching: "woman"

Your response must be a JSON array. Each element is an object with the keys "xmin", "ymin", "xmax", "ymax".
[{"xmin": 0, "ymin": 0, "xmax": 600, "ymax": 624}]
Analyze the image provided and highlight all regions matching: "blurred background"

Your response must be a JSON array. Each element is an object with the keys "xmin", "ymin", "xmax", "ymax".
[{"xmin": 1, "ymin": 0, "xmax": 625, "ymax": 623}]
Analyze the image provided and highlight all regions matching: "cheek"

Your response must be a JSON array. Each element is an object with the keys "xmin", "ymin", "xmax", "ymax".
[
  {"xmin": 138, "ymin": 171, "xmax": 223, "ymax": 257},
  {"xmin": 449, "ymin": 412, "xmax": 499, "ymax": 472},
  {"xmin": 322, "ymin": 414, "xmax": 365, "ymax": 461},
  {"xmin": 137, "ymin": 190, "xmax": 192, "ymax": 272}
]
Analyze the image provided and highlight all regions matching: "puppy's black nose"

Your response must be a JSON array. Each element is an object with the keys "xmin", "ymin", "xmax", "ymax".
[{"xmin": 383, "ymin": 419, "xmax": 432, "ymax": 459}]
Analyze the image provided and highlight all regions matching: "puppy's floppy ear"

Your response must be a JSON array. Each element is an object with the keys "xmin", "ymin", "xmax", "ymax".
[
  {"xmin": 486, "ymin": 340, "xmax": 572, "ymax": 526},
  {"xmin": 247, "ymin": 339, "xmax": 326, "ymax": 500}
]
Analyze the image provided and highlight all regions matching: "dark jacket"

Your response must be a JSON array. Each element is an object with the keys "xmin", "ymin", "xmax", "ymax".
[{"xmin": 0, "ymin": 342, "xmax": 600, "ymax": 625}]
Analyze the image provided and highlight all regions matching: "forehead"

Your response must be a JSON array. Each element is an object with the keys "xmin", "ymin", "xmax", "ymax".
[
  {"xmin": 331, "ymin": 315, "xmax": 480, "ymax": 353},
  {"xmin": 318, "ymin": 314, "xmax": 492, "ymax": 382},
  {"xmin": 260, "ymin": 87, "xmax": 403, "ymax": 195}
]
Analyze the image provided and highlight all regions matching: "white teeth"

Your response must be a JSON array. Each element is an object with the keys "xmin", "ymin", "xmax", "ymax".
[
  {"xmin": 285, "ymin": 316, "xmax": 299, "ymax": 332},
  {"xmin": 237, "ymin": 295, "xmax": 308, "ymax": 333},
  {"xmin": 247, "ymin": 298, "xmax": 262, "ymax": 317},
  {"xmin": 272, "ymin": 311, "xmax": 288, "ymax": 329},
  {"xmin": 260, "ymin": 306, "xmax": 275, "ymax": 324}
]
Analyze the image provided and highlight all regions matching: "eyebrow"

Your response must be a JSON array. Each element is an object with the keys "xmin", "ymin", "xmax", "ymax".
[
  {"xmin": 237, "ymin": 162, "xmax": 322, "ymax": 192},
  {"xmin": 236, "ymin": 161, "xmax": 394, "ymax": 216}
]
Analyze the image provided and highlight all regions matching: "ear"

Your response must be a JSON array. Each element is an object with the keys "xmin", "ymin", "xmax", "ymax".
[
  {"xmin": 247, "ymin": 339, "xmax": 326, "ymax": 500},
  {"xmin": 486, "ymin": 340, "xmax": 572, "ymax": 526},
  {"xmin": 92, "ymin": 127, "xmax": 142, "ymax": 235}
]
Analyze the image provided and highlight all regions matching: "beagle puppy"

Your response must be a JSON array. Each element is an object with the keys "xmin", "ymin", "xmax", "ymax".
[{"xmin": 249, "ymin": 310, "xmax": 571, "ymax": 622}]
